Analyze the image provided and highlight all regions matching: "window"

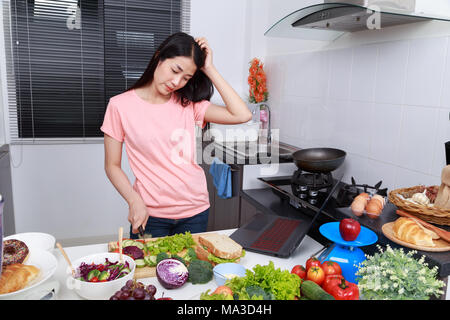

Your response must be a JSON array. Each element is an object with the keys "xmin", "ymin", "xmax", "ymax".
[{"xmin": 3, "ymin": 0, "xmax": 190, "ymax": 142}]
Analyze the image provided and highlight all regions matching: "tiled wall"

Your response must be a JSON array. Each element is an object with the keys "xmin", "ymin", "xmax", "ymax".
[{"xmin": 265, "ymin": 35, "xmax": 450, "ymax": 191}]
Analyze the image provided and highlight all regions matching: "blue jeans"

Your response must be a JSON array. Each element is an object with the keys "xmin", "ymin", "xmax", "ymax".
[{"xmin": 129, "ymin": 208, "xmax": 210, "ymax": 239}]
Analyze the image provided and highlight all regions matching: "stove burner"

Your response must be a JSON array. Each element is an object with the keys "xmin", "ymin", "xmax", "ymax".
[
  {"xmin": 335, "ymin": 176, "xmax": 388, "ymax": 207},
  {"xmin": 291, "ymin": 170, "xmax": 333, "ymax": 195}
]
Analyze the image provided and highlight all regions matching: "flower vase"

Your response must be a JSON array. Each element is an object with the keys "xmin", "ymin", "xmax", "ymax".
[{"xmin": 247, "ymin": 103, "xmax": 260, "ymax": 124}]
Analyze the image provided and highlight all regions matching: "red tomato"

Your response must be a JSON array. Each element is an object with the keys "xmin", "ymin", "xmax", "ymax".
[
  {"xmin": 321, "ymin": 261, "xmax": 342, "ymax": 276},
  {"xmin": 306, "ymin": 266, "xmax": 325, "ymax": 286},
  {"xmin": 90, "ymin": 276, "xmax": 99, "ymax": 283},
  {"xmin": 291, "ymin": 265, "xmax": 307, "ymax": 280},
  {"xmin": 305, "ymin": 257, "xmax": 322, "ymax": 272},
  {"xmin": 213, "ymin": 286, "xmax": 233, "ymax": 297}
]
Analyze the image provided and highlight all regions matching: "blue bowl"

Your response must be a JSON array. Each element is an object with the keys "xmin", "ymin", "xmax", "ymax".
[
  {"xmin": 319, "ymin": 222, "xmax": 378, "ymax": 247},
  {"xmin": 213, "ymin": 263, "xmax": 246, "ymax": 286}
]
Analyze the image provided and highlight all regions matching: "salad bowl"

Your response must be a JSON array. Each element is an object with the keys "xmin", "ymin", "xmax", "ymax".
[{"xmin": 71, "ymin": 252, "xmax": 135, "ymax": 300}]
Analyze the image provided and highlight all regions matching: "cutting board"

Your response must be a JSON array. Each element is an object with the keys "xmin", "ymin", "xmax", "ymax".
[
  {"xmin": 382, "ymin": 222, "xmax": 450, "ymax": 252},
  {"xmin": 108, "ymin": 233, "xmax": 205, "ymax": 279}
]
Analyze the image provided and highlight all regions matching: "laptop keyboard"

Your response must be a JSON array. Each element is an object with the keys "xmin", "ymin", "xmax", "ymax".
[{"xmin": 250, "ymin": 218, "xmax": 301, "ymax": 253}]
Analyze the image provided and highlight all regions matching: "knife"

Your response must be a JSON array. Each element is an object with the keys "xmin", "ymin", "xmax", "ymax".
[
  {"xmin": 138, "ymin": 225, "xmax": 147, "ymax": 243},
  {"xmin": 40, "ymin": 288, "xmax": 56, "ymax": 300}
]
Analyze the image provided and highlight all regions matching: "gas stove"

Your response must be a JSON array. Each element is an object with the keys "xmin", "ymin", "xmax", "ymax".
[{"xmin": 258, "ymin": 173, "xmax": 388, "ymax": 213}]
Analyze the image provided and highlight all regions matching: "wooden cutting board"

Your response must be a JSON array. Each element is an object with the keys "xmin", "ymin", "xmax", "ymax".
[
  {"xmin": 108, "ymin": 233, "xmax": 204, "ymax": 279},
  {"xmin": 382, "ymin": 222, "xmax": 450, "ymax": 252}
]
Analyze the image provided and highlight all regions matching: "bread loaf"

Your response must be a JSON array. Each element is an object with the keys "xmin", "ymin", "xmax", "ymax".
[
  {"xmin": 392, "ymin": 217, "xmax": 438, "ymax": 247},
  {"xmin": 0, "ymin": 264, "xmax": 40, "ymax": 294},
  {"xmin": 434, "ymin": 184, "xmax": 450, "ymax": 209},
  {"xmin": 441, "ymin": 165, "xmax": 450, "ymax": 186}
]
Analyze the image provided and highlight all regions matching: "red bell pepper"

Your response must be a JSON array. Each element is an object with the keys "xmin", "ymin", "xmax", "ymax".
[{"xmin": 322, "ymin": 275, "xmax": 359, "ymax": 300}]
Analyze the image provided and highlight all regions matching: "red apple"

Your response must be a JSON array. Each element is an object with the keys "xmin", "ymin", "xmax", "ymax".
[{"xmin": 339, "ymin": 218, "xmax": 361, "ymax": 241}]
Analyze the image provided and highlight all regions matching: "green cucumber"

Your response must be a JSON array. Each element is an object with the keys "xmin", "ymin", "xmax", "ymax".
[
  {"xmin": 98, "ymin": 270, "xmax": 110, "ymax": 281},
  {"xmin": 121, "ymin": 267, "xmax": 131, "ymax": 274},
  {"xmin": 122, "ymin": 239, "xmax": 135, "ymax": 247},
  {"xmin": 144, "ymin": 255, "xmax": 157, "ymax": 267},
  {"xmin": 87, "ymin": 269, "xmax": 101, "ymax": 281},
  {"xmin": 135, "ymin": 259, "xmax": 146, "ymax": 268},
  {"xmin": 300, "ymin": 280, "xmax": 335, "ymax": 300},
  {"xmin": 133, "ymin": 241, "xmax": 145, "ymax": 250}
]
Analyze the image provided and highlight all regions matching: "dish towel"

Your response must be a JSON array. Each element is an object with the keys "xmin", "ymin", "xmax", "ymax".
[{"xmin": 209, "ymin": 158, "xmax": 232, "ymax": 199}]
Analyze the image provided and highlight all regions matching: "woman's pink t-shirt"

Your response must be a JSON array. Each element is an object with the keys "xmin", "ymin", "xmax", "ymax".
[{"xmin": 101, "ymin": 89, "xmax": 211, "ymax": 219}]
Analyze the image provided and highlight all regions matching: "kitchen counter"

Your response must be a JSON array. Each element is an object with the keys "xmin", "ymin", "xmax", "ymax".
[
  {"xmin": 50, "ymin": 229, "xmax": 324, "ymax": 300},
  {"xmin": 240, "ymin": 187, "xmax": 450, "ymax": 281}
]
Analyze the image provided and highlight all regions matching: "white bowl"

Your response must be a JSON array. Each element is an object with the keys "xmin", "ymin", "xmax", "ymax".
[
  {"xmin": 4, "ymin": 232, "xmax": 56, "ymax": 252},
  {"xmin": 213, "ymin": 263, "xmax": 246, "ymax": 286},
  {"xmin": 71, "ymin": 252, "xmax": 136, "ymax": 300}
]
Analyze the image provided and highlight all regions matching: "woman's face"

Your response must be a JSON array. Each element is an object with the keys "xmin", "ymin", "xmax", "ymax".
[{"xmin": 153, "ymin": 56, "xmax": 197, "ymax": 96}]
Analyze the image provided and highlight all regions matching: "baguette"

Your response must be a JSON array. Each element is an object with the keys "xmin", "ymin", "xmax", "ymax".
[{"xmin": 0, "ymin": 264, "xmax": 40, "ymax": 294}]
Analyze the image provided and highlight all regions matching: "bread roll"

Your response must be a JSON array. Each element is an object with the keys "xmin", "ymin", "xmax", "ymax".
[
  {"xmin": 0, "ymin": 264, "xmax": 40, "ymax": 294},
  {"xmin": 392, "ymin": 217, "xmax": 437, "ymax": 247}
]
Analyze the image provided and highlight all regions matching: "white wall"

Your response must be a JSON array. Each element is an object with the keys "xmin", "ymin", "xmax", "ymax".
[
  {"xmin": 3, "ymin": 0, "xmax": 250, "ymax": 242},
  {"xmin": 262, "ymin": 0, "xmax": 450, "ymax": 191}
]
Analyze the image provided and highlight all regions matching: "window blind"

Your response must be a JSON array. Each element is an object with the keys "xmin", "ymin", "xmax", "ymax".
[{"xmin": 3, "ymin": 0, "xmax": 190, "ymax": 143}]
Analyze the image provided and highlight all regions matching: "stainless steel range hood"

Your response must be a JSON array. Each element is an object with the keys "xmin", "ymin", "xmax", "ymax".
[{"xmin": 265, "ymin": 1, "xmax": 450, "ymax": 41}]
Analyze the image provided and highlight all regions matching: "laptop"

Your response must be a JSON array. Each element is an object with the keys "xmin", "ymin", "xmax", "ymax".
[{"xmin": 229, "ymin": 174, "xmax": 343, "ymax": 258}]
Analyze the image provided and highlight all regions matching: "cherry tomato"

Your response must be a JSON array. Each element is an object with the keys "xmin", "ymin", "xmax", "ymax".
[
  {"xmin": 90, "ymin": 276, "xmax": 99, "ymax": 282},
  {"xmin": 305, "ymin": 257, "xmax": 322, "ymax": 272},
  {"xmin": 213, "ymin": 286, "xmax": 233, "ymax": 297},
  {"xmin": 291, "ymin": 265, "xmax": 307, "ymax": 280},
  {"xmin": 321, "ymin": 261, "xmax": 342, "ymax": 276},
  {"xmin": 306, "ymin": 266, "xmax": 325, "ymax": 286}
]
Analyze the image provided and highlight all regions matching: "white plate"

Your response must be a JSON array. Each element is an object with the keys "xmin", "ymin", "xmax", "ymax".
[
  {"xmin": 0, "ymin": 249, "xmax": 58, "ymax": 299},
  {"xmin": 4, "ymin": 232, "xmax": 56, "ymax": 252}
]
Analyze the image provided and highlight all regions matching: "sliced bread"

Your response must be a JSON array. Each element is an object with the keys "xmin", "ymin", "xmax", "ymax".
[{"xmin": 198, "ymin": 233, "xmax": 242, "ymax": 260}]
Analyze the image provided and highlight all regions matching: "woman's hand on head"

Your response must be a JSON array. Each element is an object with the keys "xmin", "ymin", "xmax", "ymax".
[
  {"xmin": 195, "ymin": 37, "xmax": 213, "ymax": 72},
  {"xmin": 128, "ymin": 196, "xmax": 149, "ymax": 234}
]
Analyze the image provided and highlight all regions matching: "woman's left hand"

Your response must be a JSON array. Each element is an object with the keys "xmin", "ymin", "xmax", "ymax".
[{"xmin": 195, "ymin": 37, "xmax": 213, "ymax": 72}]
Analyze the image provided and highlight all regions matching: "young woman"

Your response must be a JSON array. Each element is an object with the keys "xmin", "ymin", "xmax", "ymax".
[{"xmin": 101, "ymin": 32, "xmax": 251, "ymax": 238}]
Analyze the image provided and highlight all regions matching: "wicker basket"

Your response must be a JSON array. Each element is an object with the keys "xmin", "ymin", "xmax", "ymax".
[{"xmin": 388, "ymin": 185, "xmax": 450, "ymax": 226}]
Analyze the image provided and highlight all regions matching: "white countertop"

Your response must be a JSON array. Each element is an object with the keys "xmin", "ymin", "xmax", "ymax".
[
  {"xmin": 51, "ymin": 229, "xmax": 325, "ymax": 300},
  {"xmin": 7, "ymin": 228, "xmax": 448, "ymax": 300}
]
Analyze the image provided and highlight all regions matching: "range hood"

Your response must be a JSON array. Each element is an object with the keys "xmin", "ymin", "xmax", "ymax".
[{"xmin": 265, "ymin": 1, "xmax": 450, "ymax": 41}]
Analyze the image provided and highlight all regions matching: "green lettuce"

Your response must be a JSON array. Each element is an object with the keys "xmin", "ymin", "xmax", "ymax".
[
  {"xmin": 207, "ymin": 250, "xmax": 246, "ymax": 264},
  {"xmin": 225, "ymin": 261, "xmax": 301, "ymax": 300}
]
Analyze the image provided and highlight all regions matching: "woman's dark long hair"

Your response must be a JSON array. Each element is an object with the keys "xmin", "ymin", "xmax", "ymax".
[{"xmin": 127, "ymin": 32, "xmax": 214, "ymax": 106}]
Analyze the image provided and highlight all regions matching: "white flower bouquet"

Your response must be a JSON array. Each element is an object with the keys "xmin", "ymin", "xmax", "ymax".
[{"xmin": 355, "ymin": 245, "xmax": 445, "ymax": 300}]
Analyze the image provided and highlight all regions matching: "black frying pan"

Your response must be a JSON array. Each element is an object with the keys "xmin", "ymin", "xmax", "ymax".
[{"xmin": 292, "ymin": 148, "xmax": 346, "ymax": 173}]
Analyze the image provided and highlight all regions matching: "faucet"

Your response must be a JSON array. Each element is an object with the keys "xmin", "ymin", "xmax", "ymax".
[{"xmin": 260, "ymin": 104, "xmax": 271, "ymax": 145}]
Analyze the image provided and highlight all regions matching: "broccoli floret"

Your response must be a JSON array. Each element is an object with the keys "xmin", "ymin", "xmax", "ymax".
[
  {"xmin": 156, "ymin": 252, "xmax": 170, "ymax": 264},
  {"xmin": 187, "ymin": 259, "xmax": 213, "ymax": 284},
  {"xmin": 183, "ymin": 247, "xmax": 198, "ymax": 264}
]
